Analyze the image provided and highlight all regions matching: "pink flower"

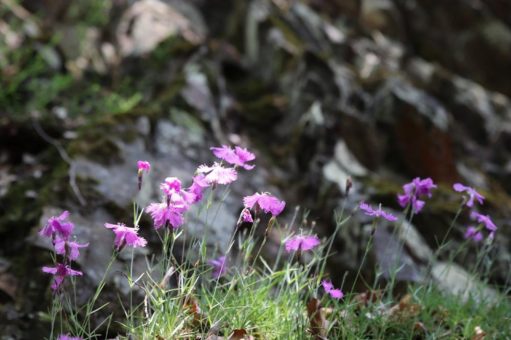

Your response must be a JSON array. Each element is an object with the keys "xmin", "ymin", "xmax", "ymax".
[
  {"xmin": 197, "ymin": 163, "xmax": 238, "ymax": 185},
  {"xmin": 137, "ymin": 160, "xmax": 151, "ymax": 172},
  {"xmin": 464, "ymin": 226, "xmax": 483, "ymax": 243},
  {"xmin": 243, "ymin": 192, "xmax": 286, "ymax": 216},
  {"xmin": 210, "ymin": 145, "xmax": 256, "ymax": 170},
  {"xmin": 453, "ymin": 183, "xmax": 484, "ymax": 207},
  {"xmin": 105, "ymin": 223, "xmax": 147, "ymax": 250},
  {"xmin": 146, "ymin": 202, "xmax": 186, "ymax": 229},
  {"xmin": 470, "ymin": 212, "xmax": 497, "ymax": 232},
  {"xmin": 137, "ymin": 161, "xmax": 151, "ymax": 190},
  {"xmin": 160, "ymin": 177, "xmax": 195, "ymax": 205},
  {"xmin": 241, "ymin": 208, "xmax": 253, "ymax": 223},
  {"xmin": 397, "ymin": 177, "xmax": 437, "ymax": 214},
  {"xmin": 187, "ymin": 174, "xmax": 210, "ymax": 203},
  {"xmin": 322, "ymin": 280, "xmax": 344, "ymax": 299},
  {"xmin": 39, "ymin": 211, "xmax": 74, "ymax": 240},
  {"xmin": 54, "ymin": 238, "xmax": 89, "ymax": 261},
  {"xmin": 285, "ymin": 235, "xmax": 320, "ymax": 252},
  {"xmin": 57, "ymin": 335, "xmax": 83, "ymax": 340},
  {"xmin": 359, "ymin": 202, "xmax": 397, "ymax": 222},
  {"xmin": 208, "ymin": 256, "xmax": 227, "ymax": 279},
  {"xmin": 42, "ymin": 263, "xmax": 83, "ymax": 291}
]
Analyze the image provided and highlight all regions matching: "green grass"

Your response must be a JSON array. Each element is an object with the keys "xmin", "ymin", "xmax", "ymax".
[{"xmin": 120, "ymin": 226, "xmax": 511, "ymax": 339}]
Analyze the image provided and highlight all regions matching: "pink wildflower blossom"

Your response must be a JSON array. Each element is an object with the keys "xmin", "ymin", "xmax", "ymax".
[
  {"xmin": 42, "ymin": 263, "xmax": 83, "ymax": 291},
  {"xmin": 397, "ymin": 177, "xmax": 437, "ymax": 214},
  {"xmin": 210, "ymin": 145, "xmax": 256, "ymax": 170},
  {"xmin": 359, "ymin": 202, "xmax": 397, "ymax": 222},
  {"xmin": 137, "ymin": 161, "xmax": 151, "ymax": 190},
  {"xmin": 241, "ymin": 208, "xmax": 253, "ymax": 223},
  {"xmin": 54, "ymin": 238, "xmax": 89, "ymax": 261},
  {"xmin": 208, "ymin": 256, "xmax": 227, "ymax": 279},
  {"xmin": 243, "ymin": 192, "xmax": 286, "ymax": 216},
  {"xmin": 187, "ymin": 174, "xmax": 210, "ymax": 203},
  {"xmin": 322, "ymin": 280, "xmax": 344, "ymax": 299},
  {"xmin": 453, "ymin": 183, "xmax": 484, "ymax": 208},
  {"xmin": 464, "ymin": 226, "xmax": 483, "ymax": 243},
  {"xmin": 160, "ymin": 177, "xmax": 195, "ymax": 205},
  {"xmin": 470, "ymin": 212, "xmax": 497, "ymax": 232},
  {"xmin": 105, "ymin": 223, "xmax": 147, "ymax": 250},
  {"xmin": 137, "ymin": 160, "xmax": 151, "ymax": 172},
  {"xmin": 285, "ymin": 235, "xmax": 320, "ymax": 253},
  {"xmin": 146, "ymin": 202, "xmax": 186, "ymax": 229},
  {"xmin": 197, "ymin": 163, "xmax": 238, "ymax": 185},
  {"xmin": 39, "ymin": 211, "xmax": 74, "ymax": 240}
]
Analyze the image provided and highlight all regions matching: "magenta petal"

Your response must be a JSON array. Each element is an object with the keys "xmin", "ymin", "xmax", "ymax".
[
  {"xmin": 300, "ymin": 235, "xmax": 320, "ymax": 251},
  {"xmin": 284, "ymin": 237, "xmax": 302, "ymax": 252},
  {"xmin": 321, "ymin": 280, "xmax": 334, "ymax": 291},
  {"xmin": 42, "ymin": 266, "xmax": 58, "ymax": 274},
  {"xmin": 453, "ymin": 183, "xmax": 466, "ymax": 192},
  {"xmin": 137, "ymin": 160, "xmax": 151, "ymax": 171},
  {"xmin": 328, "ymin": 289, "xmax": 344, "ymax": 299}
]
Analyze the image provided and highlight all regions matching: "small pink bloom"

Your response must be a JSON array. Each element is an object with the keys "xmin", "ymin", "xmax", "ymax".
[
  {"xmin": 42, "ymin": 263, "xmax": 82, "ymax": 291},
  {"xmin": 39, "ymin": 211, "xmax": 74, "ymax": 240},
  {"xmin": 137, "ymin": 160, "xmax": 151, "ymax": 172},
  {"xmin": 453, "ymin": 183, "xmax": 484, "ymax": 207},
  {"xmin": 243, "ymin": 192, "xmax": 286, "ymax": 216},
  {"xmin": 54, "ymin": 237, "xmax": 89, "ymax": 261},
  {"xmin": 105, "ymin": 223, "xmax": 147, "ymax": 250},
  {"xmin": 321, "ymin": 280, "xmax": 344, "ymax": 299},
  {"xmin": 285, "ymin": 235, "xmax": 320, "ymax": 252},
  {"xmin": 160, "ymin": 177, "xmax": 195, "ymax": 205},
  {"xmin": 397, "ymin": 177, "xmax": 436, "ymax": 214},
  {"xmin": 464, "ymin": 226, "xmax": 483, "ymax": 243},
  {"xmin": 146, "ymin": 202, "xmax": 186, "ymax": 229},
  {"xmin": 241, "ymin": 208, "xmax": 253, "ymax": 223},
  {"xmin": 470, "ymin": 212, "xmax": 497, "ymax": 232},
  {"xmin": 208, "ymin": 256, "xmax": 227, "ymax": 279},
  {"xmin": 187, "ymin": 174, "xmax": 210, "ymax": 203},
  {"xmin": 210, "ymin": 145, "xmax": 255, "ymax": 170},
  {"xmin": 359, "ymin": 202, "xmax": 397, "ymax": 222},
  {"xmin": 197, "ymin": 163, "xmax": 238, "ymax": 185}
]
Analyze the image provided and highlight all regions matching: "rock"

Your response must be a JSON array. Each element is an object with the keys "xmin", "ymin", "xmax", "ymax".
[
  {"xmin": 431, "ymin": 262, "xmax": 500, "ymax": 304},
  {"xmin": 372, "ymin": 79, "xmax": 458, "ymax": 181},
  {"xmin": 360, "ymin": 0, "xmax": 401, "ymax": 37},
  {"xmin": 116, "ymin": 0, "xmax": 206, "ymax": 57},
  {"xmin": 373, "ymin": 219, "xmax": 433, "ymax": 283},
  {"xmin": 323, "ymin": 140, "xmax": 368, "ymax": 194}
]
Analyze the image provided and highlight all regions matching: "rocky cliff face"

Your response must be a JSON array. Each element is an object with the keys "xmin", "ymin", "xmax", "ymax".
[{"xmin": 1, "ymin": 0, "xmax": 510, "ymax": 337}]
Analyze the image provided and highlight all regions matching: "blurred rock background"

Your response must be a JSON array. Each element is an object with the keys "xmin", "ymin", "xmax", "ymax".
[{"xmin": 1, "ymin": 0, "xmax": 510, "ymax": 337}]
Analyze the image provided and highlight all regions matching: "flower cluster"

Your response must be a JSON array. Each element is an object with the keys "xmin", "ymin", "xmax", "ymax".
[
  {"xmin": 322, "ymin": 280, "xmax": 344, "ymax": 300},
  {"xmin": 452, "ymin": 182, "xmax": 496, "ymax": 243},
  {"xmin": 146, "ymin": 145, "xmax": 255, "ymax": 230},
  {"xmin": 40, "ymin": 211, "xmax": 87, "ymax": 292},
  {"xmin": 397, "ymin": 177, "xmax": 437, "ymax": 214}
]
